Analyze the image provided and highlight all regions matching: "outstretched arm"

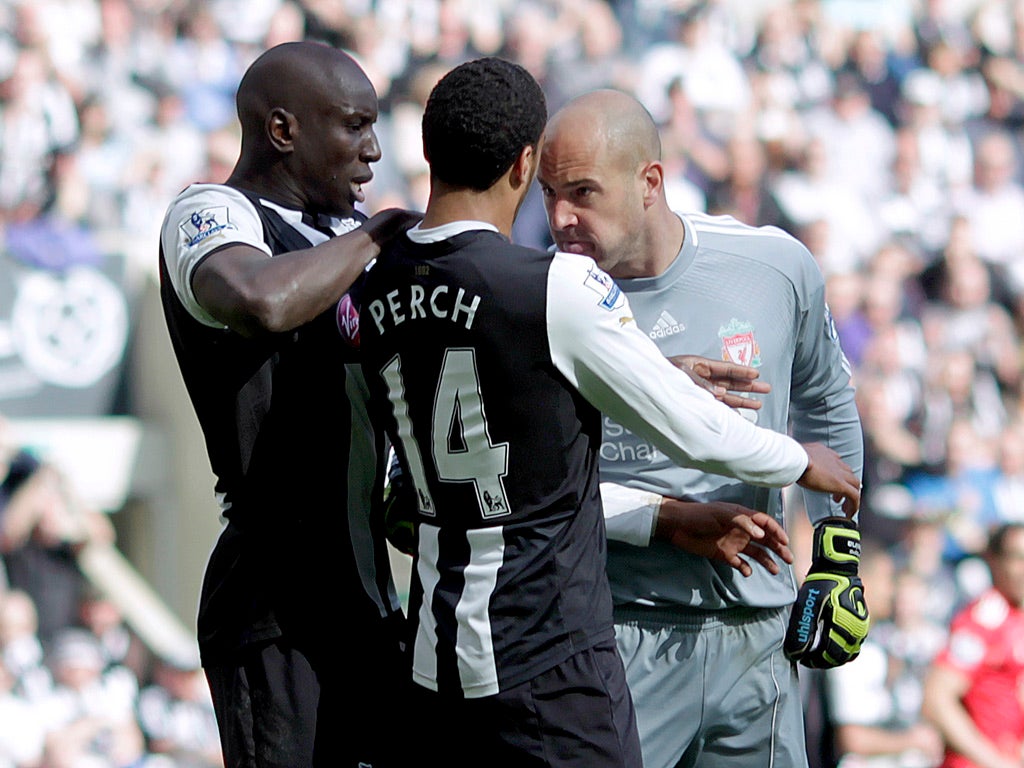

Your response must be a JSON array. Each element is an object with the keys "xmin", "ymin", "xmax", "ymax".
[
  {"xmin": 546, "ymin": 251, "xmax": 859, "ymax": 512},
  {"xmin": 599, "ymin": 483, "xmax": 793, "ymax": 577},
  {"xmin": 668, "ymin": 354, "xmax": 771, "ymax": 410},
  {"xmin": 654, "ymin": 498, "xmax": 793, "ymax": 577},
  {"xmin": 194, "ymin": 208, "xmax": 420, "ymax": 336}
]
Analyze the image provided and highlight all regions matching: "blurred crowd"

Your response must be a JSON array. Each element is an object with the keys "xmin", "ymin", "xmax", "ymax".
[
  {"xmin": 0, "ymin": 416, "xmax": 221, "ymax": 768},
  {"xmin": 3, "ymin": 0, "xmax": 1024, "ymax": 765}
]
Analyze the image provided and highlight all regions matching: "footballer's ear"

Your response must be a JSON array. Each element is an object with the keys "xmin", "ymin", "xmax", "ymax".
[
  {"xmin": 267, "ymin": 107, "xmax": 297, "ymax": 154},
  {"xmin": 639, "ymin": 160, "xmax": 665, "ymax": 209},
  {"xmin": 510, "ymin": 144, "xmax": 537, "ymax": 190}
]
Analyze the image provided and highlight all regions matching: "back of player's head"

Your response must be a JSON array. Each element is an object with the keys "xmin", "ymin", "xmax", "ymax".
[{"xmin": 422, "ymin": 57, "xmax": 547, "ymax": 191}]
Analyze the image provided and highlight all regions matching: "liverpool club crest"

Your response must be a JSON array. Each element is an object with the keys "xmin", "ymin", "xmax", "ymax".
[{"xmin": 719, "ymin": 319, "xmax": 761, "ymax": 367}]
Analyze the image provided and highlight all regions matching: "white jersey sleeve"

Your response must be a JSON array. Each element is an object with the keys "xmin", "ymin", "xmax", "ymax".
[
  {"xmin": 600, "ymin": 482, "xmax": 661, "ymax": 546},
  {"xmin": 160, "ymin": 184, "xmax": 271, "ymax": 328},
  {"xmin": 545, "ymin": 251, "xmax": 808, "ymax": 488}
]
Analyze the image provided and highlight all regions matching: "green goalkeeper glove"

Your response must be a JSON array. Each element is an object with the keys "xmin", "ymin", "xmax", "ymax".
[{"xmin": 783, "ymin": 518, "xmax": 869, "ymax": 668}]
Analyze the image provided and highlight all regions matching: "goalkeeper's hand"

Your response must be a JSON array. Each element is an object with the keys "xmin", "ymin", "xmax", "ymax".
[{"xmin": 783, "ymin": 518, "xmax": 869, "ymax": 668}]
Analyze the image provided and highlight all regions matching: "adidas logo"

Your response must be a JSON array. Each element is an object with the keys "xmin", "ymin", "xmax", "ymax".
[{"xmin": 650, "ymin": 311, "xmax": 685, "ymax": 339}]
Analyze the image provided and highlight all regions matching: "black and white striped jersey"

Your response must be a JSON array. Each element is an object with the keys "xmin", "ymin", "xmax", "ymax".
[
  {"xmin": 159, "ymin": 184, "xmax": 400, "ymax": 662},
  {"xmin": 360, "ymin": 221, "xmax": 810, "ymax": 697}
]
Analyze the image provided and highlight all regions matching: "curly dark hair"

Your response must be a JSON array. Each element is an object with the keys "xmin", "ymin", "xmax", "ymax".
[{"xmin": 422, "ymin": 57, "xmax": 547, "ymax": 191}]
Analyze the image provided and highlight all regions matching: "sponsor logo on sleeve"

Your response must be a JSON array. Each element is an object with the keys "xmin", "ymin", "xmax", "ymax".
[
  {"xmin": 583, "ymin": 265, "xmax": 624, "ymax": 310},
  {"xmin": 179, "ymin": 207, "xmax": 234, "ymax": 247},
  {"xmin": 336, "ymin": 293, "xmax": 360, "ymax": 348},
  {"xmin": 719, "ymin": 318, "xmax": 761, "ymax": 367}
]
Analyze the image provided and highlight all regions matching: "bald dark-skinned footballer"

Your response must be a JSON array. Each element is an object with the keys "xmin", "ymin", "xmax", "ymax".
[{"xmin": 159, "ymin": 42, "xmax": 417, "ymax": 768}]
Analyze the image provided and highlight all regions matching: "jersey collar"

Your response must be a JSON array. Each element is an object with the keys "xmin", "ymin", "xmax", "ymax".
[
  {"xmin": 407, "ymin": 220, "xmax": 499, "ymax": 243},
  {"xmin": 616, "ymin": 212, "xmax": 698, "ymax": 292}
]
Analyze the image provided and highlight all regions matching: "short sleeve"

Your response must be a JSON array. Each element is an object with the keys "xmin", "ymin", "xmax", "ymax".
[{"xmin": 160, "ymin": 184, "xmax": 271, "ymax": 327}]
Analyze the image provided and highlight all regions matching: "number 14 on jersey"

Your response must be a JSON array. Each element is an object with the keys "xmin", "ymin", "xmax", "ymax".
[{"xmin": 381, "ymin": 347, "xmax": 511, "ymax": 519}]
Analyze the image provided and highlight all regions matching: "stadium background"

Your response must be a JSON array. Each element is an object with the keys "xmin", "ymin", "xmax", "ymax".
[{"xmin": 1, "ymin": 0, "xmax": 1023, "ymax": 765}]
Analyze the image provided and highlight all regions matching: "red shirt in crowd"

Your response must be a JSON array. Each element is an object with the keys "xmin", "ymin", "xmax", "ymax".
[{"xmin": 933, "ymin": 588, "xmax": 1024, "ymax": 768}]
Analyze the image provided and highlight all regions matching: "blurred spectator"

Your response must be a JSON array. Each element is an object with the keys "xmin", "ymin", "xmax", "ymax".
[
  {"xmin": 705, "ymin": 129, "xmax": 788, "ymax": 227},
  {"xmin": 636, "ymin": 4, "xmax": 752, "ymax": 128},
  {"xmin": 844, "ymin": 29, "xmax": 905, "ymax": 127},
  {"xmin": 137, "ymin": 658, "xmax": 222, "ymax": 768},
  {"xmin": 77, "ymin": 590, "xmax": 146, "ymax": 679},
  {"xmin": 51, "ymin": 97, "xmax": 135, "ymax": 231},
  {"xmin": 0, "ymin": 591, "xmax": 51, "ymax": 705},
  {"xmin": 0, "ymin": 47, "xmax": 79, "ymax": 219},
  {"xmin": 0, "ymin": 654, "xmax": 45, "ymax": 768},
  {"xmin": 746, "ymin": 0, "xmax": 833, "ymax": 114},
  {"xmin": 826, "ymin": 270, "xmax": 872, "ymax": 368},
  {"xmin": 38, "ymin": 628, "xmax": 149, "ymax": 768},
  {"xmin": 899, "ymin": 67, "xmax": 974, "ymax": 197},
  {"xmin": 894, "ymin": 511, "xmax": 963, "ymax": 626},
  {"xmin": 920, "ymin": 253, "xmax": 1020, "ymax": 392},
  {"xmin": 545, "ymin": 0, "xmax": 635, "ymax": 105},
  {"xmin": 875, "ymin": 126, "xmax": 950, "ymax": 253},
  {"xmin": 952, "ymin": 130, "xmax": 1024, "ymax": 293},
  {"xmin": 826, "ymin": 546, "xmax": 944, "ymax": 768},
  {"xmin": 915, "ymin": 353, "xmax": 1006, "ymax": 470},
  {"xmin": 907, "ymin": 417, "xmax": 1001, "ymax": 559},
  {"xmin": 992, "ymin": 422, "xmax": 1024, "ymax": 525},
  {"xmin": 161, "ymin": 6, "xmax": 245, "ymax": 133},
  {"xmin": 773, "ymin": 135, "xmax": 881, "ymax": 274},
  {"xmin": 913, "ymin": 0, "xmax": 976, "ymax": 66},
  {"xmin": 802, "ymin": 70, "xmax": 896, "ymax": 204},
  {"xmin": 919, "ymin": 31, "xmax": 988, "ymax": 126},
  {"xmin": 0, "ymin": 458, "xmax": 115, "ymax": 642},
  {"xmin": 658, "ymin": 75, "xmax": 729, "ymax": 197},
  {"xmin": 965, "ymin": 59, "xmax": 1024, "ymax": 184},
  {"xmin": 923, "ymin": 523, "xmax": 1024, "ymax": 768}
]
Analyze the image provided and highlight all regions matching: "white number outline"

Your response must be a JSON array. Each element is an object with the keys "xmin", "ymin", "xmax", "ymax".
[{"xmin": 382, "ymin": 348, "xmax": 511, "ymax": 519}]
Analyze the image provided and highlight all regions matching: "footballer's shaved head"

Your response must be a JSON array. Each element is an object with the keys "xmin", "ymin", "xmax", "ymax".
[
  {"xmin": 538, "ymin": 88, "xmax": 683, "ymax": 278},
  {"xmin": 228, "ymin": 41, "xmax": 381, "ymax": 215},
  {"xmin": 235, "ymin": 41, "xmax": 370, "ymax": 151},
  {"xmin": 547, "ymin": 89, "xmax": 661, "ymax": 174}
]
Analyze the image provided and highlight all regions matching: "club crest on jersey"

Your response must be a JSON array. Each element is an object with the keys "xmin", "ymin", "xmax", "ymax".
[
  {"xmin": 719, "ymin": 319, "xmax": 761, "ymax": 367},
  {"xmin": 583, "ymin": 265, "xmax": 624, "ymax": 311},
  {"xmin": 180, "ymin": 207, "xmax": 233, "ymax": 247},
  {"xmin": 336, "ymin": 293, "xmax": 360, "ymax": 348}
]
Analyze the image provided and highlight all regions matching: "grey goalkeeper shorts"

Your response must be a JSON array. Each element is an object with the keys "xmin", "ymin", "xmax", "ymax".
[{"xmin": 614, "ymin": 604, "xmax": 808, "ymax": 768}]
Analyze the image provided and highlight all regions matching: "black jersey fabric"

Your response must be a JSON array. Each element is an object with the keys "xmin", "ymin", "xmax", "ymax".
[
  {"xmin": 158, "ymin": 189, "xmax": 398, "ymax": 666},
  {"xmin": 360, "ymin": 228, "xmax": 614, "ymax": 697}
]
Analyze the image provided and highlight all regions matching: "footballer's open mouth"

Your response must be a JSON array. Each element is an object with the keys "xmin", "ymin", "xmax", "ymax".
[
  {"xmin": 352, "ymin": 173, "xmax": 373, "ymax": 203},
  {"xmin": 556, "ymin": 238, "xmax": 592, "ymax": 255}
]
